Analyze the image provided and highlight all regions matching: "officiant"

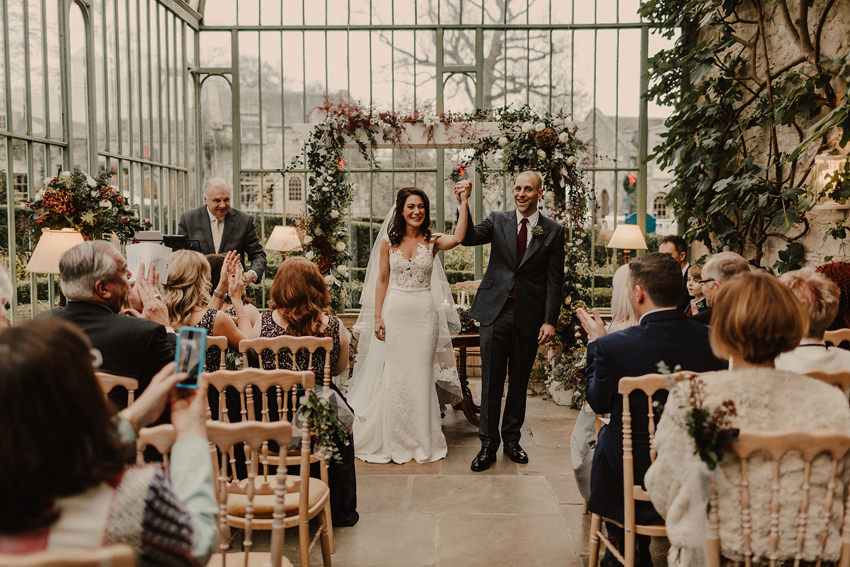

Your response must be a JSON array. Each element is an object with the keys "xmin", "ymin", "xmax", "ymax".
[{"xmin": 178, "ymin": 177, "xmax": 267, "ymax": 287}]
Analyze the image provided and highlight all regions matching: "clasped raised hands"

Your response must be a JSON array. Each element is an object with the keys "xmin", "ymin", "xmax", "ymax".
[{"xmin": 453, "ymin": 180, "xmax": 472, "ymax": 205}]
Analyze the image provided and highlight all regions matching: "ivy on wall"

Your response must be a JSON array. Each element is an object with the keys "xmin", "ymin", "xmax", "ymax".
[{"xmin": 641, "ymin": 0, "xmax": 850, "ymax": 271}]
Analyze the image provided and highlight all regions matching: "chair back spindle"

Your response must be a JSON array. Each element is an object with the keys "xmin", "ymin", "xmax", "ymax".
[
  {"xmin": 239, "ymin": 336, "xmax": 334, "ymax": 390},
  {"xmin": 95, "ymin": 372, "xmax": 138, "ymax": 405},
  {"xmin": 206, "ymin": 335, "xmax": 229, "ymax": 370},
  {"xmin": 707, "ymin": 430, "xmax": 850, "ymax": 566}
]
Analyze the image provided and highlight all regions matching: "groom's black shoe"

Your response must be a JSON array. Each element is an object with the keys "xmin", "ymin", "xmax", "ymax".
[
  {"xmin": 470, "ymin": 445, "xmax": 498, "ymax": 472},
  {"xmin": 503, "ymin": 440, "xmax": 528, "ymax": 463}
]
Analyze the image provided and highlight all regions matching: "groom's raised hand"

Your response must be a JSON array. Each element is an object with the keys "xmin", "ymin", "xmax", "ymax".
[{"xmin": 453, "ymin": 180, "xmax": 472, "ymax": 205}]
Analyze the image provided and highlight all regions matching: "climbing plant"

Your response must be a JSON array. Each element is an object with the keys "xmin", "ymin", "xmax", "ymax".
[{"xmin": 640, "ymin": 0, "xmax": 850, "ymax": 271}]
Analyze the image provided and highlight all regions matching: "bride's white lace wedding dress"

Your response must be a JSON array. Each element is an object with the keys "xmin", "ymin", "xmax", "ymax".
[{"xmin": 348, "ymin": 238, "xmax": 449, "ymax": 464}]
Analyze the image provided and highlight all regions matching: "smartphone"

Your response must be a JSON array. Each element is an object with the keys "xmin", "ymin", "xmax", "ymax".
[{"xmin": 175, "ymin": 326, "xmax": 207, "ymax": 388}]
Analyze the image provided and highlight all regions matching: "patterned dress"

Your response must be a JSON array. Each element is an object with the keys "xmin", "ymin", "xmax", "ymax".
[
  {"xmin": 195, "ymin": 308, "xmax": 220, "ymax": 372},
  {"xmin": 258, "ymin": 309, "xmax": 358, "ymax": 528},
  {"xmin": 258, "ymin": 310, "xmax": 342, "ymax": 379}
]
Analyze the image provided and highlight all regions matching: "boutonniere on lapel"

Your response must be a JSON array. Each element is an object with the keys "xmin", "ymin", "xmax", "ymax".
[{"xmin": 531, "ymin": 225, "xmax": 544, "ymax": 239}]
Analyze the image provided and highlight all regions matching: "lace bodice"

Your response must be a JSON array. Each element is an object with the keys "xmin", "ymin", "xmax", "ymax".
[{"xmin": 388, "ymin": 240, "xmax": 434, "ymax": 290}]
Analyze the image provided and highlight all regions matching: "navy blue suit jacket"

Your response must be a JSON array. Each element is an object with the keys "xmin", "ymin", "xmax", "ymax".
[{"xmin": 585, "ymin": 308, "xmax": 725, "ymax": 523}]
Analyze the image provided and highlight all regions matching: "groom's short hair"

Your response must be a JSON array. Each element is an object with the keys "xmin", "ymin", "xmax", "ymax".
[
  {"xmin": 518, "ymin": 171, "xmax": 543, "ymax": 190},
  {"xmin": 628, "ymin": 253, "xmax": 682, "ymax": 308}
]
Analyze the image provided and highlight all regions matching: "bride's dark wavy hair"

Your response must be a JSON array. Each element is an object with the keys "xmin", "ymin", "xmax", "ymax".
[{"xmin": 387, "ymin": 187, "xmax": 431, "ymax": 246}]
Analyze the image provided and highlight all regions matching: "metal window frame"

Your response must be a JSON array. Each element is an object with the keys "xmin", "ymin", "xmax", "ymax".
[{"xmin": 1, "ymin": 0, "xmax": 200, "ymax": 323}]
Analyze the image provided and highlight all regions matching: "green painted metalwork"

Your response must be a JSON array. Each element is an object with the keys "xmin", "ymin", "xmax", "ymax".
[{"xmin": 1, "ymin": 0, "xmax": 669, "ymax": 322}]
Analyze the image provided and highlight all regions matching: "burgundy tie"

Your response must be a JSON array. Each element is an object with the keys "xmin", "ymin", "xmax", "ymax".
[{"xmin": 517, "ymin": 218, "xmax": 529, "ymax": 263}]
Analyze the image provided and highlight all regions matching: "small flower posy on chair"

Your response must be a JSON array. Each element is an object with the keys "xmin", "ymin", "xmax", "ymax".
[{"xmin": 680, "ymin": 376, "xmax": 738, "ymax": 470}]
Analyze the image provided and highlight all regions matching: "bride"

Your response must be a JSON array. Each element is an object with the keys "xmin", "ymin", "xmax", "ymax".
[{"xmin": 347, "ymin": 186, "xmax": 469, "ymax": 464}]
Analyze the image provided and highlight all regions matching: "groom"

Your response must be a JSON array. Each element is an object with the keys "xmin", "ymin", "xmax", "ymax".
[{"xmin": 455, "ymin": 172, "xmax": 565, "ymax": 471}]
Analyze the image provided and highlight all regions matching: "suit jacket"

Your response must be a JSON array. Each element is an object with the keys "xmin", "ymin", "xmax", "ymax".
[
  {"xmin": 585, "ymin": 309, "xmax": 725, "ymax": 523},
  {"xmin": 177, "ymin": 205, "xmax": 267, "ymax": 277},
  {"xmin": 47, "ymin": 301, "xmax": 176, "ymax": 408},
  {"xmin": 462, "ymin": 209, "xmax": 565, "ymax": 334},
  {"xmin": 677, "ymin": 264, "xmax": 691, "ymax": 312},
  {"xmin": 689, "ymin": 306, "xmax": 712, "ymax": 325}
]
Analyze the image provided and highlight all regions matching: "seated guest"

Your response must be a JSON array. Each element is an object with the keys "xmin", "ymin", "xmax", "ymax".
[
  {"xmin": 585, "ymin": 253, "xmax": 725, "ymax": 566},
  {"xmin": 50, "ymin": 241, "xmax": 174, "ymax": 407},
  {"xmin": 645, "ymin": 271, "xmax": 850, "ymax": 566},
  {"xmin": 690, "ymin": 251, "xmax": 749, "ymax": 324},
  {"xmin": 207, "ymin": 251, "xmax": 261, "ymax": 328},
  {"xmin": 162, "ymin": 250, "xmax": 253, "ymax": 371},
  {"xmin": 684, "ymin": 263, "xmax": 706, "ymax": 316},
  {"xmin": 572, "ymin": 264, "xmax": 637, "ymax": 502},
  {"xmin": 577, "ymin": 264, "xmax": 637, "ymax": 339},
  {"xmin": 0, "ymin": 319, "xmax": 217, "ymax": 566},
  {"xmin": 251, "ymin": 256, "xmax": 358, "ymax": 527},
  {"xmin": 658, "ymin": 235, "xmax": 691, "ymax": 311},
  {"xmin": 817, "ymin": 261, "xmax": 850, "ymax": 332},
  {"xmin": 0, "ymin": 265, "xmax": 11, "ymax": 329},
  {"xmin": 774, "ymin": 267, "xmax": 850, "ymax": 373}
]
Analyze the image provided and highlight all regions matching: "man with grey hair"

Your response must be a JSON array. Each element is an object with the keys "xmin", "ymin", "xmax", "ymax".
[
  {"xmin": 690, "ymin": 250, "xmax": 750, "ymax": 324},
  {"xmin": 177, "ymin": 177, "xmax": 266, "ymax": 286},
  {"xmin": 48, "ymin": 241, "xmax": 175, "ymax": 407}
]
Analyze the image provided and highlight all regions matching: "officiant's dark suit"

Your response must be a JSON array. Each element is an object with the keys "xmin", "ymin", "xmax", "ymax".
[
  {"xmin": 585, "ymin": 280, "xmax": 725, "ymax": 524},
  {"xmin": 461, "ymin": 174, "xmax": 565, "ymax": 464},
  {"xmin": 177, "ymin": 181, "xmax": 266, "ymax": 280}
]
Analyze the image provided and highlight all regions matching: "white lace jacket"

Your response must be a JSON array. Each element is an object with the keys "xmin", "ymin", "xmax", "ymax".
[{"xmin": 645, "ymin": 368, "xmax": 850, "ymax": 566}]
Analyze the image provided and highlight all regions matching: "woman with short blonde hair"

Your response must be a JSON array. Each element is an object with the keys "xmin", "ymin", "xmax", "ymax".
[{"xmin": 646, "ymin": 271, "xmax": 850, "ymax": 565}]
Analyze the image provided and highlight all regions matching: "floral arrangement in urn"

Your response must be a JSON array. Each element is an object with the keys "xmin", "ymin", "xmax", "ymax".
[{"xmin": 26, "ymin": 169, "xmax": 148, "ymax": 243}]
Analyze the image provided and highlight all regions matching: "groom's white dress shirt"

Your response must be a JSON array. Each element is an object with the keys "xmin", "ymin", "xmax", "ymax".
[{"xmin": 515, "ymin": 209, "xmax": 539, "ymax": 247}]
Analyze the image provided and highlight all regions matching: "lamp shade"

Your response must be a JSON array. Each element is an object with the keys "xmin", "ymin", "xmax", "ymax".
[
  {"xmin": 606, "ymin": 224, "xmax": 647, "ymax": 250},
  {"xmin": 26, "ymin": 228, "xmax": 85, "ymax": 274},
  {"xmin": 265, "ymin": 225, "xmax": 302, "ymax": 253}
]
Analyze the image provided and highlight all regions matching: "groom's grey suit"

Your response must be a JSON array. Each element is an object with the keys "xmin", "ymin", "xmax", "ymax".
[{"xmin": 462, "ymin": 208, "xmax": 565, "ymax": 446}]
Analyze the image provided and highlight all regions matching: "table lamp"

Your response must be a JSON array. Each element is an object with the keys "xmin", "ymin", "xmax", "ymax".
[
  {"xmin": 606, "ymin": 224, "xmax": 647, "ymax": 264},
  {"xmin": 265, "ymin": 225, "xmax": 303, "ymax": 254},
  {"xmin": 26, "ymin": 228, "xmax": 86, "ymax": 274}
]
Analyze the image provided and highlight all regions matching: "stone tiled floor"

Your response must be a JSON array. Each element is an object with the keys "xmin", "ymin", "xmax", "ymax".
[{"xmin": 234, "ymin": 380, "xmax": 669, "ymax": 567}]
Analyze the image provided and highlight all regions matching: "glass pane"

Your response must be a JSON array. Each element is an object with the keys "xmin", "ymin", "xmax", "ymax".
[
  {"xmin": 238, "ymin": 0, "xmax": 260, "ymax": 25},
  {"xmin": 69, "ymin": 4, "xmax": 89, "ymax": 169},
  {"xmin": 28, "ymin": 0, "xmax": 45, "ymax": 138},
  {"xmin": 204, "ymin": 0, "xmax": 237, "ymax": 25},
  {"xmin": 200, "ymin": 31, "xmax": 231, "ymax": 67},
  {"xmin": 328, "ymin": 0, "xmax": 349, "ymax": 25},
  {"xmin": 260, "ymin": 0, "xmax": 282, "ymax": 25},
  {"xmin": 8, "ymin": 1, "xmax": 26, "ymax": 133},
  {"xmin": 443, "ymin": 73, "xmax": 475, "ymax": 114},
  {"xmin": 327, "ymin": 31, "xmax": 349, "ymax": 100}
]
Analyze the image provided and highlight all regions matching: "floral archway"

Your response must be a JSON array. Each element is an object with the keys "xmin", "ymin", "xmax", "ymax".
[{"xmin": 291, "ymin": 101, "xmax": 593, "ymax": 405}]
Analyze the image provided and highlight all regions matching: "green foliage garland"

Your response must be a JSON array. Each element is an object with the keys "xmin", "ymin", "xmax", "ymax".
[
  {"xmin": 640, "ymin": 0, "xmax": 850, "ymax": 271},
  {"xmin": 295, "ymin": 102, "xmax": 592, "ymax": 401}
]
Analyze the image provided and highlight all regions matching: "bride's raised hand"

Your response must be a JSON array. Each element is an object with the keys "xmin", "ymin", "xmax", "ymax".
[{"xmin": 374, "ymin": 316, "xmax": 386, "ymax": 341}]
